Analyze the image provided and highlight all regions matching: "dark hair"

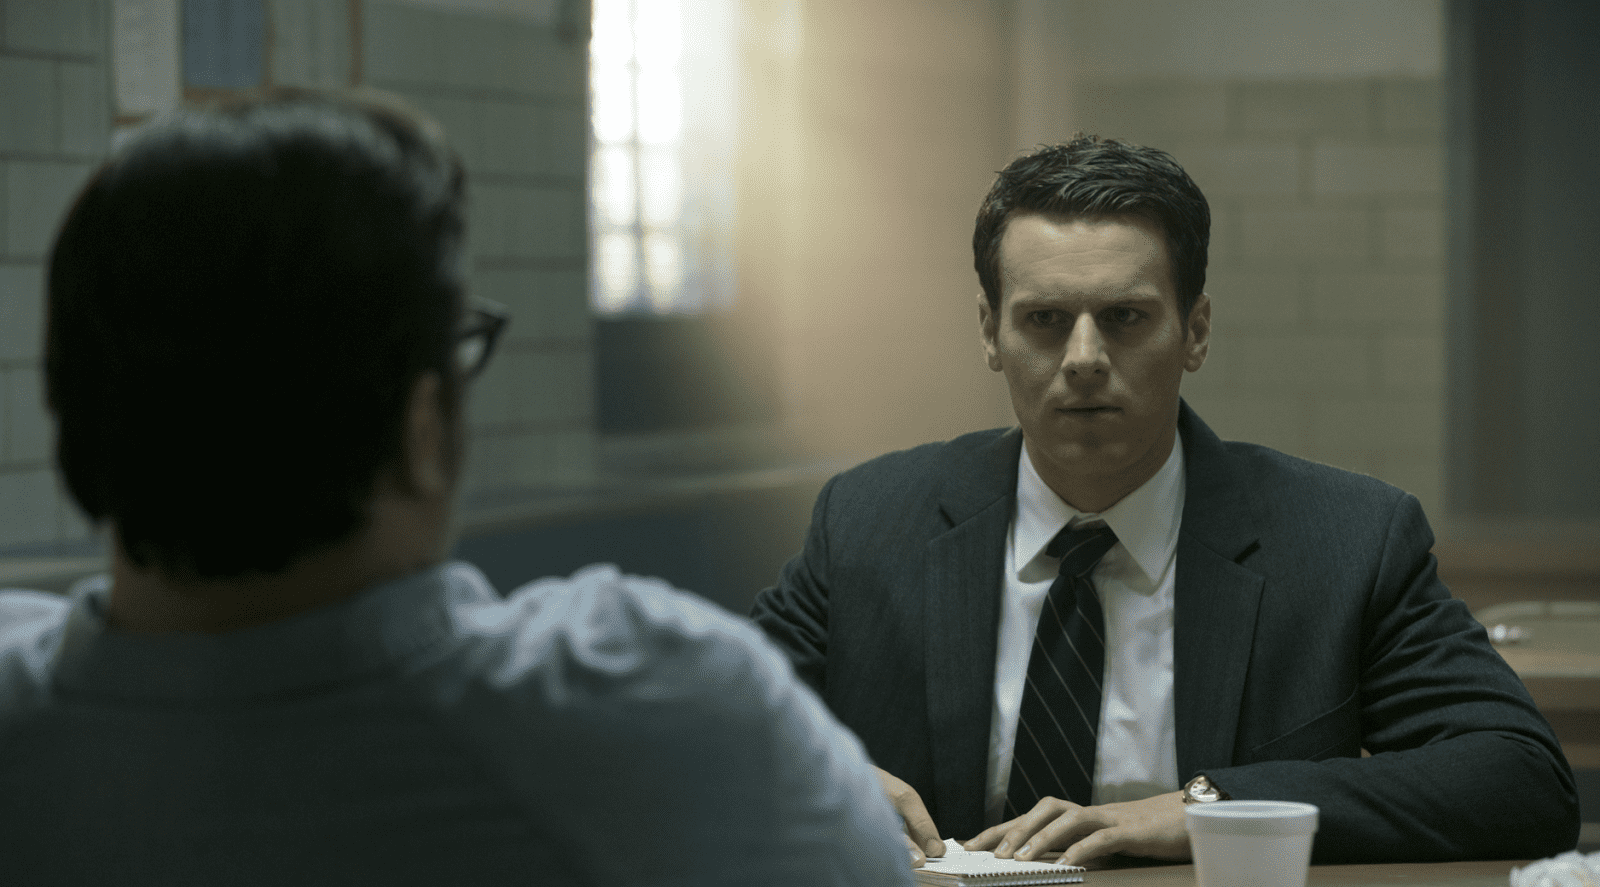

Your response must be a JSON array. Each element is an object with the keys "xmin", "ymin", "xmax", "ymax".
[
  {"xmin": 973, "ymin": 135, "xmax": 1210, "ymax": 320},
  {"xmin": 46, "ymin": 89, "xmax": 467, "ymax": 578}
]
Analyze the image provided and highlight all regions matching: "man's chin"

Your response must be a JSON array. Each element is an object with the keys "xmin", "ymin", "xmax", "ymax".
[
  {"xmin": 1022, "ymin": 432, "xmax": 1174, "ymax": 510},
  {"xmin": 1025, "ymin": 436, "xmax": 1127, "ymax": 475}
]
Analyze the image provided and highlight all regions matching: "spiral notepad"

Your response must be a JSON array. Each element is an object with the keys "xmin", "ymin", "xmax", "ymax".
[{"xmin": 913, "ymin": 839, "xmax": 1085, "ymax": 886}]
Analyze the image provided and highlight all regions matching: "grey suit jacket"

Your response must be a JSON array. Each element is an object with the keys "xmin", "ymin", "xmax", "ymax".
[{"xmin": 751, "ymin": 403, "xmax": 1577, "ymax": 862}]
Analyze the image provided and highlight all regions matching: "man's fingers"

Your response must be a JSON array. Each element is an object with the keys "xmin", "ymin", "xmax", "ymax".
[
  {"xmin": 893, "ymin": 787, "xmax": 944, "ymax": 857},
  {"xmin": 904, "ymin": 833, "xmax": 928, "ymax": 868},
  {"xmin": 963, "ymin": 822, "xmax": 1008, "ymax": 851},
  {"xmin": 901, "ymin": 802, "xmax": 945, "ymax": 858},
  {"xmin": 964, "ymin": 817, "xmax": 1034, "ymax": 855},
  {"xmin": 1044, "ymin": 794, "xmax": 1193, "ymax": 866},
  {"xmin": 992, "ymin": 799, "xmax": 1075, "ymax": 858},
  {"xmin": 971, "ymin": 794, "xmax": 1193, "ymax": 865},
  {"xmin": 876, "ymin": 767, "xmax": 945, "ymax": 860},
  {"xmin": 1056, "ymin": 825, "xmax": 1122, "ymax": 867},
  {"xmin": 1014, "ymin": 808, "xmax": 1111, "ymax": 861}
]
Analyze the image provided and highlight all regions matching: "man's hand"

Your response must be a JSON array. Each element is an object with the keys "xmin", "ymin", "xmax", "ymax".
[
  {"xmin": 964, "ymin": 791, "xmax": 1192, "ymax": 867},
  {"xmin": 876, "ymin": 767, "xmax": 947, "ymax": 867}
]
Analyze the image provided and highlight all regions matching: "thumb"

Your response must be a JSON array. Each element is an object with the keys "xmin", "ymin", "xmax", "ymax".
[{"xmin": 905, "ymin": 834, "xmax": 927, "ymax": 868}]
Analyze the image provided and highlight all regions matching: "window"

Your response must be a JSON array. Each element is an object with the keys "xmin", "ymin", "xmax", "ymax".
[{"xmin": 588, "ymin": 0, "xmax": 738, "ymax": 315}]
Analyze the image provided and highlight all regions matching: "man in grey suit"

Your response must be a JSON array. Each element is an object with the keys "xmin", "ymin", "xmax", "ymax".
[{"xmin": 751, "ymin": 136, "xmax": 1578, "ymax": 867}]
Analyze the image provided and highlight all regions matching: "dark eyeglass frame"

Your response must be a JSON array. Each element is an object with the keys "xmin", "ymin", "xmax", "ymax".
[{"xmin": 455, "ymin": 297, "xmax": 510, "ymax": 380}]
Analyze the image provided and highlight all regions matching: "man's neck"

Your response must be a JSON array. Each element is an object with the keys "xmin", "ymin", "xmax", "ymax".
[
  {"xmin": 107, "ymin": 547, "xmax": 419, "ymax": 634},
  {"xmin": 1033, "ymin": 429, "xmax": 1179, "ymax": 515},
  {"xmin": 107, "ymin": 487, "xmax": 452, "ymax": 634}
]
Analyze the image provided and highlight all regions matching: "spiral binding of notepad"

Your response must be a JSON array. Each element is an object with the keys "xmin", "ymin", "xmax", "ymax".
[
  {"xmin": 912, "ymin": 869, "xmax": 1083, "ymax": 886},
  {"xmin": 913, "ymin": 840, "xmax": 1086, "ymax": 886}
]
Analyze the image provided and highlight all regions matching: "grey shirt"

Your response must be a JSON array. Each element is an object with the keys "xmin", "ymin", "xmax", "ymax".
[{"xmin": 0, "ymin": 562, "xmax": 908, "ymax": 886}]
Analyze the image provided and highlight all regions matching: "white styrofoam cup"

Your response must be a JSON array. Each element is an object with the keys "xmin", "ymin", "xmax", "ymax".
[{"xmin": 1186, "ymin": 800, "xmax": 1320, "ymax": 887}]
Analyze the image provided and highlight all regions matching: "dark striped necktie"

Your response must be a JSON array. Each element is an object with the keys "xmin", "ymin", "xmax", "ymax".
[{"xmin": 1007, "ymin": 522, "xmax": 1118, "ymax": 816}]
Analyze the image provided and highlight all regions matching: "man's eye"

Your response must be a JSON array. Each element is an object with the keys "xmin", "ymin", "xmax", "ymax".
[
  {"xmin": 1106, "ymin": 307, "xmax": 1142, "ymax": 325},
  {"xmin": 1028, "ymin": 310, "xmax": 1062, "ymax": 327}
]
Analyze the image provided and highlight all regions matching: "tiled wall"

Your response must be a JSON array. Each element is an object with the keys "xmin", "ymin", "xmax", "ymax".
[
  {"xmin": 0, "ymin": 0, "xmax": 107, "ymax": 550},
  {"xmin": 1072, "ymin": 76, "xmax": 1447, "ymax": 513},
  {"xmin": 0, "ymin": 0, "xmax": 595, "ymax": 554},
  {"xmin": 358, "ymin": 1, "xmax": 597, "ymax": 501},
  {"xmin": 0, "ymin": 1, "xmax": 1451, "ymax": 551}
]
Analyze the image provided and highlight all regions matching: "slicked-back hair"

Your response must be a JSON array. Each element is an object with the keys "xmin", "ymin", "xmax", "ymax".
[
  {"xmin": 46, "ymin": 89, "xmax": 467, "ymax": 579},
  {"xmin": 974, "ymin": 135, "xmax": 1210, "ymax": 320}
]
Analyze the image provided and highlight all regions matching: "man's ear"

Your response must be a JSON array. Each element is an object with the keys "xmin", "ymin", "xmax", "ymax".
[
  {"xmin": 1184, "ymin": 292, "xmax": 1211, "ymax": 373},
  {"xmin": 400, "ymin": 371, "xmax": 451, "ymax": 498},
  {"xmin": 977, "ymin": 291, "xmax": 1003, "ymax": 372}
]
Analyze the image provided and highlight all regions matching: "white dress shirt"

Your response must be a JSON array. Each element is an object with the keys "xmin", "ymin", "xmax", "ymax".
[{"xmin": 983, "ymin": 435, "xmax": 1186, "ymax": 825}]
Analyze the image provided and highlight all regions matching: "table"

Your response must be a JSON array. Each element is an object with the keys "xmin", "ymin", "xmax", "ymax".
[
  {"xmin": 1067, "ymin": 859, "xmax": 1525, "ymax": 886},
  {"xmin": 1474, "ymin": 600, "xmax": 1600, "ymax": 769}
]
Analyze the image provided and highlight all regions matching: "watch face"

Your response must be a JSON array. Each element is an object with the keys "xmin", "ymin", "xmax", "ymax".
[{"xmin": 1185, "ymin": 776, "xmax": 1218, "ymax": 803}]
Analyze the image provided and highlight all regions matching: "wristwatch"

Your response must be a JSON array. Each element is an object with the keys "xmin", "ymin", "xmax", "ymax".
[{"xmin": 1182, "ymin": 773, "xmax": 1231, "ymax": 805}]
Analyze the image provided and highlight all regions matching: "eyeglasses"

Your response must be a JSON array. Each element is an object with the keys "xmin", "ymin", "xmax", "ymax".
[{"xmin": 455, "ymin": 297, "xmax": 510, "ymax": 380}]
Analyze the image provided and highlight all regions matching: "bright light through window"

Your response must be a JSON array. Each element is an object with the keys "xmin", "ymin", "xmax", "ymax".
[{"xmin": 589, "ymin": 0, "xmax": 738, "ymax": 316}]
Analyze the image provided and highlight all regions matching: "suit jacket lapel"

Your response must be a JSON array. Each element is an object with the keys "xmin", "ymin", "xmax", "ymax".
[
  {"xmin": 924, "ymin": 428, "xmax": 1021, "ymax": 835},
  {"xmin": 1173, "ymin": 402, "xmax": 1267, "ymax": 780}
]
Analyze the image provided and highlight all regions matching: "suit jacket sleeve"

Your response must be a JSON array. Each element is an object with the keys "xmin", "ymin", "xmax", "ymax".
[
  {"xmin": 1200, "ymin": 491, "xmax": 1579, "ymax": 862},
  {"xmin": 750, "ymin": 475, "xmax": 839, "ymax": 695},
  {"xmin": 749, "ymin": 431, "xmax": 1017, "ymax": 840}
]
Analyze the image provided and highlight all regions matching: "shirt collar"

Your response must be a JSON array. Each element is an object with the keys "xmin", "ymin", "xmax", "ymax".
[
  {"xmin": 1013, "ymin": 432, "xmax": 1187, "ymax": 585},
  {"xmin": 49, "ymin": 562, "xmax": 486, "ymax": 701}
]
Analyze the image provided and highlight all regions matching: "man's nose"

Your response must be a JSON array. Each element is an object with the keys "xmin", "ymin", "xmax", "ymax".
[{"xmin": 1061, "ymin": 313, "xmax": 1108, "ymax": 376}]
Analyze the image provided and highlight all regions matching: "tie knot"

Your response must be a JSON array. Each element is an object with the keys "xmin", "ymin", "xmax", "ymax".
[{"xmin": 1046, "ymin": 523, "xmax": 1118, "ymax": 578}]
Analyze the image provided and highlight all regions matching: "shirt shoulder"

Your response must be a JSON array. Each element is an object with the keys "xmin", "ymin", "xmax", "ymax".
[
  {"xmin": 426, "ymin": 564, "xmax": 908, "ymax": 884},
  {"xmin": 455, "ymin": 563, "xmax": 790, "ymax": 708},
  {"xmin": 0, "ymin": 590, "xmax": 71, "ymax": 721},
  {"xmin": 0, "ymin": 589, "xmax": 70, "ymax": 632},
  {"xmin": 430, "ymin": 560, "xmax": 837, "ymax": 784}
]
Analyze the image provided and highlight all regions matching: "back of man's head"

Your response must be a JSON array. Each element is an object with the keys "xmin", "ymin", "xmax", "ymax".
[
  {"xmin": 46, "ymin": 89, "xmax": 467, "ymax": 580},
  {"xmin": 973, "ymin": 135, "xmax": 1211, "ymax": 319}
]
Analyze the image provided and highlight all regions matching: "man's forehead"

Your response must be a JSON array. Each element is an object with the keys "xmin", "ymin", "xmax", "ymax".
[
  {"xmin": 997, "ymin": 212, "xmax": 1172, "ymax": 272},
  {"xmin": 998, "ymin": 211, "xmax": 1177, "ymax": 304},
  {"xmin": 999, "ymin": 210, "xmax": 1164, "ymax": 249}
]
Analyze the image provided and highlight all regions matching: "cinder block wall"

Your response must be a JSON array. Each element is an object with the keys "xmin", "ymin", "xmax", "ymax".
[
  {"xmin": 359, "ymin": 1, "xmax": 595, "ymax": 501},
  {"xmin": 0, "ymin": 0, "xmax": 595, "ymax": 558},
  {"xmin": 1074, "ymin": 76, "xmax": 1446, "ymax": 513},
  {"xmin": 0, "ymin": 0, "xmax": 108, "ymax": 550}
]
